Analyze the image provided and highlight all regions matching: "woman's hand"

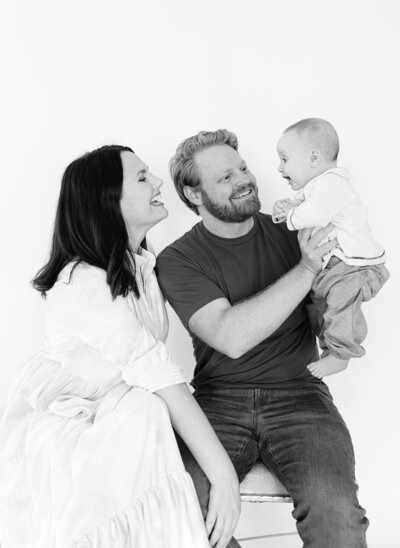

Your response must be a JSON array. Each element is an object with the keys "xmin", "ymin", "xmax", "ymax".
[
  {"xmin": 298, "ymin": 224, "xmax": 337, "ymax": 275},
  {"xmin": 155, "ymin": 383, "xmax": 241, "ymax": 546},
  {"xmin": 206, "ymin": 475, "xmax": 241, "ymax": 548}
]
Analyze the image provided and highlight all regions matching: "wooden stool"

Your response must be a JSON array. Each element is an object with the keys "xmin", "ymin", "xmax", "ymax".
[{"xmin": 237, "ymin": 461, "xmax": 298, "ymax": 543}]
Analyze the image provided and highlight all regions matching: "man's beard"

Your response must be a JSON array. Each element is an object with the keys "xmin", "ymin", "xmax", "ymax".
[{"xmin": 201, "ymin": 184, "xmax": 261, "ymax": 223}]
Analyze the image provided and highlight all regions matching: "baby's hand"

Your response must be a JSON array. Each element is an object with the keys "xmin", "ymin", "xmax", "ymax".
[{"xmin": 272, "ymin": 198, "xmax": 292, "ymax": 224}]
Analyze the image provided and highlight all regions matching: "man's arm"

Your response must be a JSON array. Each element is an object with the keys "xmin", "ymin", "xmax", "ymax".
[{"xmin": 188, "ymin": 226, "xmax": 336, "ymax": 359}]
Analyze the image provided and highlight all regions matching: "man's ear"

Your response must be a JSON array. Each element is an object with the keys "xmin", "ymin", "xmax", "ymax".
[
  {"xmin": 183, "ymin": 185, "xmax": 203, "ymax": 207},
  {"xmin": 310, "ymin": 148, "xmax": 321, "ymax": 167}
]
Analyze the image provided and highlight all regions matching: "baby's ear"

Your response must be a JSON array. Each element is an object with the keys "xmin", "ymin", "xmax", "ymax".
[{"xmin": 310, "ymin": 148, "xmax": 321, "ymax": 167}]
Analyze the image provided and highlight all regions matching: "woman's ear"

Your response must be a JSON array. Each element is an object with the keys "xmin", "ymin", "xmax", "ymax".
[
  {"xmin": 183, "ymin": 185, "xmax": 203, "ymax": 207},
  {"xmin": 310, "ymin": 148, "xmax": 321, "ymax": 167}
]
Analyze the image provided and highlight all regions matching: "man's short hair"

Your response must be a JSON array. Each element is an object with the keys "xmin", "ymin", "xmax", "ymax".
[
  {"xmin": 284, "ymin": 118, "xmax": 340, "ymax": 161},
  {"xmin": 169, "ymin": 129, "xmax": 238, "ymax": 215}
]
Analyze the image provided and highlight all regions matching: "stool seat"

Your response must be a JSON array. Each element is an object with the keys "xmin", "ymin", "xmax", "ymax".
[
  {"xmin": 237, "ymin": 461, "xmax": 297, "ymax": 542},
  {"xmin": 240, "ymin": 461, "xmax": 292, "ymax": 503}
]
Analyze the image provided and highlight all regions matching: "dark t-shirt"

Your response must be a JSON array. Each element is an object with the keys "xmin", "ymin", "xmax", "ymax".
[{"xmin": 157, "ymin": 213, "xmax": 318, "ymax": 390}]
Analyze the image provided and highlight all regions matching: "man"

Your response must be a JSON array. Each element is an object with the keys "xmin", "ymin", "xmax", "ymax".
[{"xmin": 157, "ymin": 129, "xmax": 369, "ymax": 547}]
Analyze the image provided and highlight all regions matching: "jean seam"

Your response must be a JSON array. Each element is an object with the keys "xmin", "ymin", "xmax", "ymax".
[
  {"xmin": 231, "ymin": 436, "xmax": 257, "ymax": 482},
  {"xmin": 257, "ymin": 432, "xmax": 292, "ymax": 497},
  {"xmin": 253, "ymin": 388, "xmax": 260, "ymax": 431}
]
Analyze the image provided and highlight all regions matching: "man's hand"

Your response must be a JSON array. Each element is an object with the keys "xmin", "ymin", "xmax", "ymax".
[
  {"xmin": 298, "ymin": 224, "xmax": 337, "ymax": 275},
  {"xmin": 206, "ymin": 476, "xmax": 241, "ymax": 548}
]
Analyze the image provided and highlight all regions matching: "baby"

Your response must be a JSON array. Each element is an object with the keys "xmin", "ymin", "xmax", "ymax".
[{"xmin": 273, "ymin": 118, "xmax": 389, "ymax": 378}]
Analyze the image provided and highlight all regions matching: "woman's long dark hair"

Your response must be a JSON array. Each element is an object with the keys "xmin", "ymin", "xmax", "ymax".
[{"xmin": 32, "ymin": 145, "xmax": 145, "ymax": 299}]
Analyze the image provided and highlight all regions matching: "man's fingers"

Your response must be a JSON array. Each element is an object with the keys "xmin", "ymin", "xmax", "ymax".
[
  {"xmin": 297, "ymin": 227, "xmax": 313, "ymax": 243},
  {"xmin": 309, "ymin": 223, "xmax": 335, "ymax": 245},
  {"xmin": 314, "ymin": 239, "xmax": 338, "ymax": 258},
  {"xmin": 298, "ymin": 223, "xmax": 335, "ymax": 246}
]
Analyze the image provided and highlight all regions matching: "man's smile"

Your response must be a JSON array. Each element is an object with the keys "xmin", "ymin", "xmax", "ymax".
[{"xmin": 230, "ymin": 185, "xmax": 256, "ymax": 201}]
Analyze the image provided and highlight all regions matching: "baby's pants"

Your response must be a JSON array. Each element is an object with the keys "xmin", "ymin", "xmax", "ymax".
[{"xmin": 310, "ymin": 258, "xmax": 389, "ymax": 360}]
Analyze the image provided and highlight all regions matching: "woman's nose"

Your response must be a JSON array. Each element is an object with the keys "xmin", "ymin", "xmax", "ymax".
[{"xmin": 150, "ymin": 174, "xmax": 163, "ymax": 189}]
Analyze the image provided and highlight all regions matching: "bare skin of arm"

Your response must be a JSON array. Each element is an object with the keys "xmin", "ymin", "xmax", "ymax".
[
  {"xmin": 189, "ymin": 225, "xmax": 336, "ymax": 359},
  {"xmin": 156, "ymin": 383, "xmax": 240, "ymax": 548}
]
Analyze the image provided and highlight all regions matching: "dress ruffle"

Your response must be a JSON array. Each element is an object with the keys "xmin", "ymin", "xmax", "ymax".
[
  {"xmin": 76, "ymin": 472, "xmax": 208, "ymax": 548},
  {"xmin": 0, "ymin": 360, "xmax": 209, "ymax": 548},
  {"xmin": 0, "ymin": 257, "xmax": 209, "ymax": 547},
  {"xmin": 8, "ymin": 354, "xmax": 108, "ymax": 417}
]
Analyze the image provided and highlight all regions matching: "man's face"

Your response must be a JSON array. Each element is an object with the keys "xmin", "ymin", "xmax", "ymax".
[{"xmin": 194, "ymin": 144, "xmax": 261, "ymax": 222}]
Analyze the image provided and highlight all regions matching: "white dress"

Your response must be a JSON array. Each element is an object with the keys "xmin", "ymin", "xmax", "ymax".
[{"xmin": 0, "ymin": 249, "xmax": 209, "ymax": 548}]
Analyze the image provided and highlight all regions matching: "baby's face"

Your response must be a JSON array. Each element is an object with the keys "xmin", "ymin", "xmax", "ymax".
[{"xmin": 277, "ymin": 131, "xmax": 314, "ymax": 191}]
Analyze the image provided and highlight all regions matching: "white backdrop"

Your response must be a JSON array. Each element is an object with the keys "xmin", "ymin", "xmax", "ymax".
[{"xmin": 1, "ymin": 1, "xmax": 399, "ymax": 546}]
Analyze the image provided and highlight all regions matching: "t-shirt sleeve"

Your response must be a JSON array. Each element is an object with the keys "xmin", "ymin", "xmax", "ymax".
[{"xmin": 157, "ymin": 247, "xmax": 226, "ymax": 329}]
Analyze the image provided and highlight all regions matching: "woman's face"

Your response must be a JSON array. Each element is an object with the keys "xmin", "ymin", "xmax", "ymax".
[{"xmin": 120, "ymin": 151, "xmax": 168, "ymax": 239}]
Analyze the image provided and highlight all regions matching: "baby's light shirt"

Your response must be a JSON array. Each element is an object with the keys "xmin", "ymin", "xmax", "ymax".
[{"xmin": 286, "ymin": 168, "xmax": 385, "ymax": 267}]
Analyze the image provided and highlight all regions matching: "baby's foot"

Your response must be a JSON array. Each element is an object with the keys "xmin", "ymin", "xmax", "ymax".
[{"xmin": 307, "ymin": 355, "xmax": 348, "ymax": 379}]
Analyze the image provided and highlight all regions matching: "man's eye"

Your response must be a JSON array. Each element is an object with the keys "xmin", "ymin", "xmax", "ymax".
[
  {"xmin": 241, "ymin": 166, "xmax": 248, "ymax": 172},
  {"xmin": 138, "ymin": 177, "xmax": 147, "ymax": 182}
]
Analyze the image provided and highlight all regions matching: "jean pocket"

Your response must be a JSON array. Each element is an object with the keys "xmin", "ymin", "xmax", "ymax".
[{"xmin": 302, "ymin": 382, "xmax": 335, "ymax": 410}]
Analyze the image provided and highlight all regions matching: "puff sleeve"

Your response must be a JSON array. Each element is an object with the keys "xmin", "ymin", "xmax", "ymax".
[{"xmin": 47, "ymin": 264, "xmax": 187, "ymax": 392}]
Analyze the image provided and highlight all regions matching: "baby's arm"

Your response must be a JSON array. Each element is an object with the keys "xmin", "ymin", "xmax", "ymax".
[
  {"xmin": 272, "ymin": 197, "xmax": 303, "ymax": 224},
  {"xmin": 286, "ymin": 176, "xmax": 352, "ymax": 231}
]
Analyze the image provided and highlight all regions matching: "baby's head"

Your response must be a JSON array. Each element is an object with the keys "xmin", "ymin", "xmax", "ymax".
[{"xmin": 277, "ymin": 118, "xmax": 339, "ymax": 191}]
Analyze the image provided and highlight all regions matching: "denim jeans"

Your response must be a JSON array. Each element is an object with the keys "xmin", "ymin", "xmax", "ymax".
[{"xmin": 178, "ymin": 383, "xmax": 368, "ymax": 547}]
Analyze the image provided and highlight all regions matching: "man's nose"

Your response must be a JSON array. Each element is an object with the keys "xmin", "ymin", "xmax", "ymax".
[
  {"xmin": 278, "ymin": 162, "xmax": 283, "ymax": 173},
  {"xmin": 236, "ymin": 170, "xmax": 250, "ymax": 185}
]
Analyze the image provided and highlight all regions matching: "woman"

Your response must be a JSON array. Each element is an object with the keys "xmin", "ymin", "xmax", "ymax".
[{"xmin": 0, "ymin": 146, "xmax": 240, "ymax": 547}]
